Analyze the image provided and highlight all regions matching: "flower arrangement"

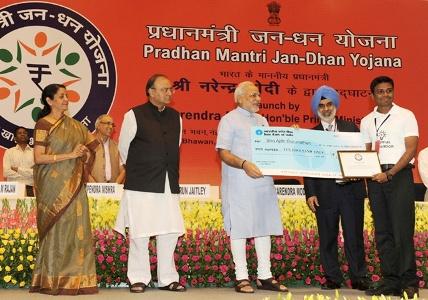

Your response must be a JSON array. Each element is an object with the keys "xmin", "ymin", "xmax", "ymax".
[{"xmin": 0, "ymin": 198, "xmax": 427, "ymax": 289}]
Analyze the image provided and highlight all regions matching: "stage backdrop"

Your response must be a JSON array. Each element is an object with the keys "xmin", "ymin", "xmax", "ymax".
[{"xmin": 0, "ymin": 0, "xmax": 427, "ymax": 185}]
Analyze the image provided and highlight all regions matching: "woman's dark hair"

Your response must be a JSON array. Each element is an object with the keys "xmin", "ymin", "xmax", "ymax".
[{"xmin": 37, "ymin": 84, "xmax": 66, "ymax": 120}]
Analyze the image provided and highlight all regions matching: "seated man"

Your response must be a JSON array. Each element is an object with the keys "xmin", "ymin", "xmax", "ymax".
[
  {"xmin": 89, "ymin": 114, "xmax": 125, "ymax": 183},
  {"xmin": 3, "ymin": 127, "xmax": 34, "ymax": 196}
]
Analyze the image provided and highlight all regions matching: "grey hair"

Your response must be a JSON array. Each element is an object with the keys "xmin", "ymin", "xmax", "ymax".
[
  {"xmin": 234, "ymin": 81, "xmax": 255, "ymax": 103},
  {"xmin": 95, "ymin": 114, "xmax": 111, "ymax": 129}
]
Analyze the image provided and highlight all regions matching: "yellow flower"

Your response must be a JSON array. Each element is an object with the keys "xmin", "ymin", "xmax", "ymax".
[
  {"xmin": 0, "ymin": 266, "xmax": 2, "ymax": 271},
  {"xmin": 3, "ymin": 275, "xmax": 11, "ymax": 283},
  {"xmin": 10, "ymin": 255, "xmax": 14, "ymax": 260},
  {"xmin": 12, "ymin": 248, "xmax": 16, "ymax": 253},
  {"xmin": 19, "ymin": 255, "xmax": 23, "ymax": 261},
  {"xmin": 29, "ymin": 240, "xmax": 35, "ymax": 246},
  {"xmin": 28, "ymin": 246, "xmax": 33, "ymax": 252},
  {"xmin": 19, "ymin": 281, "xmax": 25, "ymax": 287},
  {"xmin": 0, "ymin": 247, "xmax": 5, "ymax": 254},
  {"xmin": 11, "ymin": 279, "xmax": 17, "ymax": 284},
  {"xmin": 17, "ymin": 264, "xmax": 23, "ymax": 271},
  {"xmin": 0, "ymin": 255, "xmax": 3, "ymax": 261},
  {"xmin": 30, "ymin": 264, "xmax": 35, "ymax": 270},
  {"xmin": 27, "ymin": 255, "xmax": 34, "ymax": 262},
  {"xmin": 5, "ymin": 266, "xmax": 11, "ymax": 272}
]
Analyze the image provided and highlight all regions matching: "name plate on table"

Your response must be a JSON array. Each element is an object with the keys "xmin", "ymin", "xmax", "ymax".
[
  {"xmin": 86, "ymin": 183, "xmax": 123, "ymax": 199},
  {"xmin": 251, "ymin": 126, "xmax": 365, "ymax": 178},
  {"xmin": 338, "ymin": 151, "xmax": 382, "ymax": 178},
  {"xmin": 0, "ymin": 181, "xmax": 25, "ymax": 198},
  {"xmin": 180, "ymin": 184, "xmax": 211, "ymax": 198}
]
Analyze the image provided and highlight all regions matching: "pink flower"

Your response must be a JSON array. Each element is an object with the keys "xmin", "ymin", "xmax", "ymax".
[
  {"xmin": 419, "ymin": 281, "xmax": 425, "ymax": 288},
  {"xmin": 191, "ymin": 255, "xmax": 200, "ymax": 262},
  {"xmin": 191, "ymin": 278, "xmax": 198, "ymax": 286},
  {"xmin": 368, "ymin": 265, "xmax": 374, "ymax": 272},
  {"xmin": 181, "ymin": 265, "xmax": 189, "ymax": 272},
  {"xmin": 341, "ymin": 264, "xmax": 349, "ymax": 272},
  {"xmin": 224, "ymin": 253, "xmax": 231, "ymax": 260},
  {"xmin": 214, "ymin": 254, "xmax": 222, "ymax": 260},
  {"xmin": 111, "ymin": 246, "xmax": 117, "ymax": 253},
  {"xmin": 115, "ymin": 239, "xmax": 123, "ymax": 246},
  {"xmin": 224, "ymin": 276, "xmax": 231, "ymax": 282},
  {"xmin": 219, "ymin": 264, "xmax": 228, "ymax": 274},
  {"xmin": 150, "ymin": 256, "xmax": 157, "ymax": 264},
  {"xmin": 207, "ymin": 276, "xmax": 215, "ymax": 283},
  {"xmin": 416, "ymin": 270, "xmax": 423, "ymax": 277},
  {"xmin": 119, "ymin": 254, "xmax": 128, "ymax": 262},
  {"xmin": 106, "ymin": 256, "xmax": 114, "ymax": 264},
  {"xmin": 181, "ymin": 255, "xmax": 189, "ymax": 263},
  {"xmin": 286, "ymin": 271, "xmax": 293, "ymax": 278},
  {"xmin": 101, "ymin": 264, "xmax": 106, "ymax": 270},
  {"xmin": 121, "ymin": 246, "xmax": 127, "ymax": 254},
  {"xmin": 305, "ymin": 277, "xmax": 311, "ymax": 285},
  {"xmin": 194, "ymin": 264, "xmax": 200, "ymax": 270},
  {"xmin": 97, "ymin": 254, "xmax": 105, "ymax": 264},
  {"xmin": 274, "ymin": 253, "xmax": 283, "ymax": 260},
  {"xmin": 371, "ymin": 274, "xmax": 380, "ymax": 282},
  {"xmin": 204, "ymin": 255, "xmax": 212, "ymax": 262}
]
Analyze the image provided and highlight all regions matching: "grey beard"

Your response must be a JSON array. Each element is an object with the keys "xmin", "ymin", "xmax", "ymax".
[{"xmin": 317, "ymin": 107, "xmax": 336, "ymax": 123}]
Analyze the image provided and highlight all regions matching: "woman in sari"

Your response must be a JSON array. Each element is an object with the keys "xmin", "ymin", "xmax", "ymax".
[{"xmin": 30, "ymin": 84, "xmax": 99, "ymax": 295}]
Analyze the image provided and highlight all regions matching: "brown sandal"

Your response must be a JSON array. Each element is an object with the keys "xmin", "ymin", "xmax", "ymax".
[
  {"xmin": 129, "ymin": 282, "xmax": 146, "ymax": 293},
  {"xmin": 159, "ymin": 281, "xmax": 186, "ymax": 292},
  {"xmin": 235, "ymin": 279, "xmax": 255, "ymax": 293},
  {"xmin": 257, "ymin": 277, "xmax": 288, "ymax": 292}
]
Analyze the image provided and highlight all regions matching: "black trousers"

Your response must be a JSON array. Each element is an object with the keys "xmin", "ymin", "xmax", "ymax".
[
  {"xmin": 368, "ymin": 167, "xmax": 418, "ymax": 288},
  {"xmin": 315, "ymin": 184, "xmax": 367, "ymax": 283}
]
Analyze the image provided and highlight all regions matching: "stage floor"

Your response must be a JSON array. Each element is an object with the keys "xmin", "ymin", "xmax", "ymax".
[{"xmin": 1, "ymin": 287, "xmax": 426, "ymax": 300}]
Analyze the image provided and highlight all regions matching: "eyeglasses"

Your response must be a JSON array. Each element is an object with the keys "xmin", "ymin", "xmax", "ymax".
[
  {"xmin": 318, "ymin": 102, "xmax": 334, "ymax": 109},
  {"xmin": 374, "ymin": 88, "xmax": 393, "ymax": 96},
  {"xmin": 151, "ymin": 87, "xmax": 175, "ymax": 94},
  {"xmin": 100, "ymin": 121, "xmax": 115, "ymax": 127},
  {"xmin": 247, "ymin": 92, "xmax": 260, "ymax": 98}
]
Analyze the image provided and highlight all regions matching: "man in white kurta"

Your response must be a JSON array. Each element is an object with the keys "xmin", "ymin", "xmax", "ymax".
[
  {"xmin": 216, "ymin": 81, "xmax": 286, "ymax": 294},
  {"xmin": 114, "ymin": 74, "xmax": 185, "ymax": 293}
]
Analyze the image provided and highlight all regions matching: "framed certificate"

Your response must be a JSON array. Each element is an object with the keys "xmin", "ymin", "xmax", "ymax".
[{"xmin": 337, "ymin": 151, "xmax": 382, "ymax": 178}]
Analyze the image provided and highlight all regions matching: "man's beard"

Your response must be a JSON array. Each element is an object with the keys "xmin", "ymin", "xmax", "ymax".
[{"xmin": 317, "ymin": 106, "xmax": 336, "ymax": 123}]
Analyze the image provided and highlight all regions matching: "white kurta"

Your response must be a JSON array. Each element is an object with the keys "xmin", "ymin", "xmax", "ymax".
[{"xmin": 114, "ymin": 110, "xmax": 184, "ymax": 238}]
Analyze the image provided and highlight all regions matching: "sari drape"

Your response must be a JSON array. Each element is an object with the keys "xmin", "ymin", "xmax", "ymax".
[{"xmin": 30, "ymin": 116, "xmax": 99, "ymax": 295}]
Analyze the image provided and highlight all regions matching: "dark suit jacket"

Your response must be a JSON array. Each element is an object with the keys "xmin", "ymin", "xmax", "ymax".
[{"xmin": 303, "ymin": 119, "xmax": 366, "ymax": 205}]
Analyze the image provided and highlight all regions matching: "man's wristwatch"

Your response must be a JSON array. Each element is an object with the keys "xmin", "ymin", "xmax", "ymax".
[{"xmin": 385, "ymin": 171, "xmax": 393, "ymax": 181}]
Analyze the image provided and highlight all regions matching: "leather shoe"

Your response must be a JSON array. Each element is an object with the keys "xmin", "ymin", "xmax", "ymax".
[
  {"xmin": 401, "ymin": 286, "xmax": 419, "ymax": 298},
  {"xmin": 365, "ymin": 284, "xmax": 400, "ymax": 296},
  {"xmin": 321, "ymin": 279, "xmax": 341, "ymax": 290},
  {"xmin": 351, "ymin": 278, "xmax": 371, "ymax": 291}
]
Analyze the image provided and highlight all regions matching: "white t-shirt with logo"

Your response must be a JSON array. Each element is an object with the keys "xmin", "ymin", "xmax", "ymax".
[{"xmin": 360, "ymin": 103, "xmax": 418, "ymax": 164}]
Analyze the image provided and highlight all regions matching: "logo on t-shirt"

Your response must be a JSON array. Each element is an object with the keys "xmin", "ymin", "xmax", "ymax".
[{"xmin": 0, "ymin": 2, "xmax": 116, "ymax": 149}]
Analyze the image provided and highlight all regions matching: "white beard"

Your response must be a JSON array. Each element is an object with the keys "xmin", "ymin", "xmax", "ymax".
[{"xmin": 317, "ymin": 106, "xmax": 336, "ymax": 123}]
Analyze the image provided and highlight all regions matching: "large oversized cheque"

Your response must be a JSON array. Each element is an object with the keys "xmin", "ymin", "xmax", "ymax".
[{"xmin": 251, "ymin": 126, "xmax": 365, "ymax": 178}]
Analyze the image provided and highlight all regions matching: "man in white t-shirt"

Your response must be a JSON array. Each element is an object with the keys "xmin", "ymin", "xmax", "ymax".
[{"xmin": 361, "ymin": 76, "xmax": 419, "ymax": 298}]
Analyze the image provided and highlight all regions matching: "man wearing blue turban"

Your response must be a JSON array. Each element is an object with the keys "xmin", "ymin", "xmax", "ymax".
[{"xmin": 304, "ymin": 85, "xmax": 369, "ymax": 291}]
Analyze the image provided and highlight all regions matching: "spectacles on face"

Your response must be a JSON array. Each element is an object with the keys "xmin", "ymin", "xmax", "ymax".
[
  {"xmin": 100, "ymin": 121, "xmax": 115, "ymax": 127},
  {"xmin": 151, "ymin": 87, "xmax": 175, "ymax": 94},
  {"xmin": 247, "ymin": 92, "xmax": 260, "ymax": 99},
  {"xmin": 374, "ymin": 88, "xmax": 393, "ymax": 96},
  {"xmin": 318, "ymin": 101, "xmax": 334, "ymax": 110}
]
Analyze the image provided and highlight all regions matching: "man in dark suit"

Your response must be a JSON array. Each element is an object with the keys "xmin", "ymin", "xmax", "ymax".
[{"xmin": 303, "ymin": 85, "xmax": 369, "ymax": 290}]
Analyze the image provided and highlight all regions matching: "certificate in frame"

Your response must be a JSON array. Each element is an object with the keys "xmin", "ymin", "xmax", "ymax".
[{"xmin": 338, "ymin": 150, "xmax": 381, "ymax": 178}]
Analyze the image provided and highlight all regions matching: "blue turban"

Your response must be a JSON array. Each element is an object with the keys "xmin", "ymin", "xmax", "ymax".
[{"xmin": 311, "ymin": 85, "xmax": 340, "ymax": 115}]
